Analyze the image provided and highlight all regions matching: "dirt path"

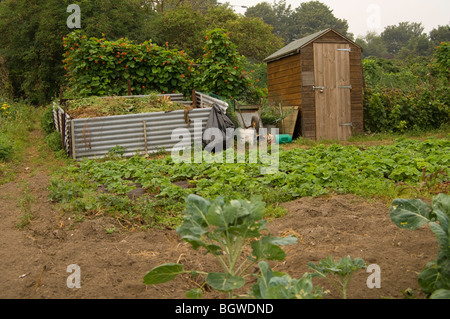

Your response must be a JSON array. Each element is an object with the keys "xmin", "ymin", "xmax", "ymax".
[
  {"xmin": 0, "ymin": 129, "xmax": 439, "ymax": 299},
  {"xmin": 0, "ymin": 130, "xmax": 218, "ymax": 299}
]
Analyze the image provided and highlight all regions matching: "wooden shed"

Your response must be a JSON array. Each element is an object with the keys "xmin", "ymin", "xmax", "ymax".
[{"xmin": 264, "ymin": 28, "xmax": 364, "ymax": 140}]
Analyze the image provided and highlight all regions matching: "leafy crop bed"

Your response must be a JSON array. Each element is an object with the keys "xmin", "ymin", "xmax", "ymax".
[
  {"xmin": 49, "ymin": 137, "xmax": 449, "ymax": 229},
  {"xmin": 64, "ymin": 94, "xmax": 187, "ymax": 119}
]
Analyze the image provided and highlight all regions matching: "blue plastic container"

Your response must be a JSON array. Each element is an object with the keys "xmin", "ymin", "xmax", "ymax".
[{"xmin": 275, "ymin": 134, "xmax": 292, "ymax": 144}]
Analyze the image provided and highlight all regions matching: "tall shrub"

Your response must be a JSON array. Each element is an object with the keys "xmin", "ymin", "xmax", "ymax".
[
  {"xmin": 194, "ymin": 29, "xmax": 264, "ymax": 102},
  {"xmin": 63, "ymin": 31, "xmax": 194, "ymax": 97},
  {"xmin": 363, "ymin": 53, "xmax": 449, "ymax": 133}
]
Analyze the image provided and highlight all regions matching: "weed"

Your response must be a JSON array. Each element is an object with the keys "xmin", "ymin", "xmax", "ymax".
[
  {"xmin": 105, "ymin": 227, "xmax": 117, "ymax": 234},
  {"xmin": 308, "ymin": 255, "xmax": 367, "ymax": 299},
  {"xmin": 16, "ymin": 182, "xmax": 35, "ymax": 230},
  {"xmin": 0, "ymin": 135, "xmax": 13, "ymax": 161},
  {"xmin": 44, "ymin": 131, "xmax": 63, "ymax": 152},
  {"xmin": 48, "ymin": 178, "xmax": 84, "ymax": 203},
  {"xmin": 40, "ymin": 104, "xmax": 55, "ymax": 135}
]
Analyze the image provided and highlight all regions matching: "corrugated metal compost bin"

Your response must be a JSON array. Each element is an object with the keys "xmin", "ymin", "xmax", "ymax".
[{"xmin": 52, "ymin": 92, "xmax": 228, "ymax": 160}]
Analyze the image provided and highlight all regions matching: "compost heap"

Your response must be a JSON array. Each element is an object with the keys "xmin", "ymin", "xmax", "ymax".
[{"xmin": 65, "ymin": 95, "xmax": 187, "ymax": 119}]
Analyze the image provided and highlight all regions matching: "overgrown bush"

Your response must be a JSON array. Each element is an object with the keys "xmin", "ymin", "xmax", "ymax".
[
  {"xmin": 63, "ymin": 30, "xmax": 194, "ymax": 98},
  {"xmin": 44, "ymin": 131, "xmax": 63, "ymax": 152},
  {"xmin": 63, "ymin": 29, "xmax": 263, "ymax": 104},
  {"xmin": 40, "ymin": 104, "xmax": 55, "ymax": 135},
  {"xmin": 364, "ymin": 87, "xmax": 449, "ymax": 133},
  {"xmin": 363, "ymin": 43, "xmax": 450, "ymax": 133}
]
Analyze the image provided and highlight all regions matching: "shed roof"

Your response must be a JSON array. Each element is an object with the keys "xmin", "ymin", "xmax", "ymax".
[{"xmin": 263, "ymin": 28, "xmax": 361, "ymax": 63}]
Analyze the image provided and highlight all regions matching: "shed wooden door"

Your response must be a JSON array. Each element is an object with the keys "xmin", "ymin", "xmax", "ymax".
[{"xmin": 313, "ymin": 43, "xmax": 352, "ymax": 140}]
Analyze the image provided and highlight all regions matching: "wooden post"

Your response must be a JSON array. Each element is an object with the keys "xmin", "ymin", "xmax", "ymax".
[
  {"xmin": 128, "ymin": 80, "xmax": 132, "ymax": 96},
  {"xmin": 192, "ymin": 88, "xmax": 197, "ymax": 108},
  {"xmin": 61, "ymin": 107, "xmax": 66, "ymax": 150}
]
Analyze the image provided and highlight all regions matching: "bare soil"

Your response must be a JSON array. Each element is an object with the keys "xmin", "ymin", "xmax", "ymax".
[{"xmin": 0, "ymin": 130, "xmax": 438, "ymax": 299}]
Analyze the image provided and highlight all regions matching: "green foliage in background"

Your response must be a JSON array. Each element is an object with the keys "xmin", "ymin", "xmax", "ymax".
[
  {"xmin": 363, "ymin": 42, "xmax": 450, "ymax": 133},
  {"xmin": 0, "ymin": 0, "xmax": 153, "ymax": 105}
]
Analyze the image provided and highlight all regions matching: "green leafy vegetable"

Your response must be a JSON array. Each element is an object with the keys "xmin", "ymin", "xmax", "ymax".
[
  {"xmin": 307, "ymin": 255, "xmax": 366, "ymax": 299},
  {"xmin": 390, "ymin": 193, "xmax": 450, "ymax": 298}
]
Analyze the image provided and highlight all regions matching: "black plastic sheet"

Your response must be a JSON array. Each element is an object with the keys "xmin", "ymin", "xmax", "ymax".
[{"xmin": 202, "ymin": 103, "xmax": 235, "ymax": 152}]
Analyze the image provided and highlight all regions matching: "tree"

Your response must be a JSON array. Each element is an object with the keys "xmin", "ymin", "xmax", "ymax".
[
  {"xmin": 398, "ymin": 33, "xmax": 433, "ymax": 59},
  {"xmin": 227, "ymin": 16, "xmax": 284, "ymax": 62},
  {"xmin": 0, "ymin": 0, "xmax": 153, "ymax": 104},
  {"xmin": 245, "ymin": 0, "xmax": 295, "ymax": 43},
  {"xmin": 381, "ymin": 22, "xmax": 427, "ymax": 56},
  {"xmin": 355, "ymin": 32, "xmax": 389, "ymax": 58},
  {"xmin": 143, "ymin": 0, "xmax": 217, "ymax": 13},
  {"xmin": 147, "ymin": 4, "xmax": 207, "ymax": 58},
  {"xmin": 429, "ymin": 25, "xmax": 450, "ymax": 47},
  {"xmin": 292, "ymin": 1, "xmax": 351, "ymax": 40}
]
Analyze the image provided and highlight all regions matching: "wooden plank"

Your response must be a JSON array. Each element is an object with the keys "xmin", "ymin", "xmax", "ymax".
[
  {"xmin": 302, "ymin": 109, "xmax": 315, "ymax": 116},
  {"xmin": 272, "ymin": 98, "xmax": 301, "ymax": 107},
  {"xmin": 300, "ymin": 51, "xmax": 314, "ymax": 60},
  {"xmin": 270, "ymin": 52, "xmax": 300, "ymax": 64},
  {"xmin": 267, "ymin": 58, "xmax": 301, "ymax": 73},
  {"xmin": 268, "ymin": 60, "xmax": 301, "ymax": 74},
  {"xmin": 269, "ymin": 92, "xmax": 301, "ymax": 102},
  {"xmin": 302, "ymin": 117, "xmax": 316, "ymax": 125},
  {"xmin": 303, "ymin": 125, "xmax": 316, "ymax": 131},
  {"xmin": 268, "ymin": 68, "xmax": 301, "ymax": 81},
  {"xmin": 269, "ymin": 76, "xmax": 302, "ymax": 90},
  {"xmin": 269, "ymin": 86, "xmax": 302, "ymax": 96},
  {"xmin": 302, "ymin": 71, "xmax": 315, "ymax": 86}
]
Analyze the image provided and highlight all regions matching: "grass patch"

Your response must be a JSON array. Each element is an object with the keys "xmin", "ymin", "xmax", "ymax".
[{"xmin": 0, "ymin": 100, "xmax": 40, "ymax": 184}]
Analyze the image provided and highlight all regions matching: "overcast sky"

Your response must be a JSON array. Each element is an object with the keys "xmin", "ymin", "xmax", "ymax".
[{"xmin": 225, "ymin": 0, "xmax": 450, "ymax": 38}]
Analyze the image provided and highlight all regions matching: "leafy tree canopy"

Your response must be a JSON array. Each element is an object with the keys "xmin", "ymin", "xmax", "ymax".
[
  {"xmin": 292, "ymin": 1, "xmax": 352, "ymax": 40},
  {"xmin": 381, "ymin": 22, "xmax": 427, "ymax": 55}
]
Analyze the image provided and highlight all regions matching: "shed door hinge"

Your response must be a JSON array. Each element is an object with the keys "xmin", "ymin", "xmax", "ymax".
[
  {"xmin": 338, "ymin": 85, "xmax": 352, "ymax": 89},
  {"xmin": 336, "ymin": 48, "xmax": 351, "ymax": 52},
  {"xmin": 339, "ymin": 123, "xmax": 353, "ymax": 126}
]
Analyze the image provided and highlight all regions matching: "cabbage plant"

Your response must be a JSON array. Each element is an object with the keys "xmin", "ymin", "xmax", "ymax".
[
  {"xmin": 143, "ymin": 194, "xmax": 297, "ymax": 298},
  {"xmin": 390, "ymin": 193, "xmax": 450, "ymax": 299}
]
